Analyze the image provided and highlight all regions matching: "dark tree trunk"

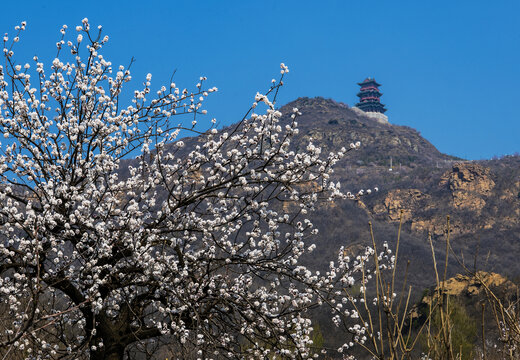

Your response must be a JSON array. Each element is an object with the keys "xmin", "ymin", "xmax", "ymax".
[
  {"xmin": 90, "ymin": 341, "xmax": 125, "ymax": 360},
  {"xmin": 87, "ymin": 309, "xmax": 162, "ymax": 360},
  {"xmin": 89, "ymin": 315, "xmax": 127, "ymax": 360}
]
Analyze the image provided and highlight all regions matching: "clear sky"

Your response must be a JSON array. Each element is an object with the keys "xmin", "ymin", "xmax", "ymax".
[{"xmin": 1, "ymin": 0, "xmax": 518, "ymax": 160}]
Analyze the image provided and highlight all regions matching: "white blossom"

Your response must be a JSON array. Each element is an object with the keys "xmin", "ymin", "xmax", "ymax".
[{"xmin": 0, "ymin": 20, "xmax": 368, "ymax": 360}]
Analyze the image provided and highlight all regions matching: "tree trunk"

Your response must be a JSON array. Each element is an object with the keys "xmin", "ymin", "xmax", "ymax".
[{"xmin": 90, "ymin": 343, "xmax": 125, "ymax": 360}]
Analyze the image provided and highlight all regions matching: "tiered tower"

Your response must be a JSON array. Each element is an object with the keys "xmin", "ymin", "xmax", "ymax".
[{"xmin": 353, "ymin": 77, "xmax": 388, "ymax": 123}]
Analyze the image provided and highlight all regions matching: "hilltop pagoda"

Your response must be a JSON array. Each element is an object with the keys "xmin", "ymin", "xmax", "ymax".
[{"xmin": 353, "ymin": 77, "xmax": 389, "ymax": 123}]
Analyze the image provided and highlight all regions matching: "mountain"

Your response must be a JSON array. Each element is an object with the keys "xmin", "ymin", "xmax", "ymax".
[
  {"xmin": 272, "ymin": 97, "xmax": 520, "ymax": 355},
  {"xmin": 275, "ymin": 97, "xmax": 520, "ymax": 286},
  {"xmin": 279, "ymin": 97, "xmax": 459, "ymax": 167}
]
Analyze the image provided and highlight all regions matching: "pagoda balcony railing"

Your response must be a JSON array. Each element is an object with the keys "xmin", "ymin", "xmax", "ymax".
[
  {"xmin": 358, "ymin": 91, "xmax": 383, "ymax": 96},
  {"xmin": 360, "ymin": 86, "xmax": 380, "ymax": 91}
]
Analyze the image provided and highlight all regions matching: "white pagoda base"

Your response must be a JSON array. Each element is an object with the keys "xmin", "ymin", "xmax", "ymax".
[{"xmin": 352, "ymin": 107, "xmax": 389, "ymax": 124}]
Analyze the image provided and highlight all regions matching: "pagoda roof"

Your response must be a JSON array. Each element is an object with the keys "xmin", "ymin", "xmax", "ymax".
[
  {"xmin": 357, "ymin": 90, "xmax": 383, "ymax": 97},
  {"xmin": 357, "ymin": 77, "xmax": 382, "ymax": 87},
  {"xmin": 355, "ymin": 102, "xmax": 387, "ymax": 114}
]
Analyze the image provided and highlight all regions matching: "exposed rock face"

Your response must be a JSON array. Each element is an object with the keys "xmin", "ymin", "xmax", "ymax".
[
  {"xmin": 438, "ymin": 271, "xmax": 511, "ymax": 297},
  {"xmin": 414, "ymin": 272, "xmax": 516, "ymax": 312},
  {"xmin": 439, "ymin": 163, "xmax": 495, "ymax": 194},
  {"xmin": 370, "ymin": 163, "xmax": 501, "ymax": 235},
  {"xmin": 439, "ymin": 163, "xmax": 495, "ymax": 212},
  {"xmin": 411, "ymin": 272, "xmax": 518, "ymax": 322},
  {"xmin": 373, "ymin": 189, "xmax": 431, "ymax": 222},
  {"xmin": 451, "ymin": 191, "xmax": 486, "ymax": 211}
]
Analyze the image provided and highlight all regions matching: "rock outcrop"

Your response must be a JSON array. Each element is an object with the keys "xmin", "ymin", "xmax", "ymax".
[
  {"xmin": 439, "ymin": 162, "xmax": 495, "ymax": 212},
  {"xmin": 439, "ymin": 163, "xmax": 495, "ymax": 194},
  {"xmin": 373, "ymin": 189, "xmax": 431, "ymax": 222},
  {"xmin": 369, "ymin": 162, "xmax": 504, "ymax": 235},
  {"xmin": 435, "ymin": 271, "xmax": 512, "ymax": 298},
  {"xmin": 411, "ymin": 271, "xmax": 518, "ymax": 322}
]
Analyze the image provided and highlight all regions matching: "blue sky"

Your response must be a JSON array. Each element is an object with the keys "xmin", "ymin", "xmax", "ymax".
[{"xmin": 1, "ymin": 1, "xmax": 518, "ymax": 160}]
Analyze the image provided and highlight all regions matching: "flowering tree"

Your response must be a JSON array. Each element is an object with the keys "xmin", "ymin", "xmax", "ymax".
[{"xmin": 0, "ymin": 20, "xmax": 378, "ymax": 360}]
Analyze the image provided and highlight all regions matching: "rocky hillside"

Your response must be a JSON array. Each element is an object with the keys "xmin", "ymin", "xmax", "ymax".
[
  {"xmin": 273, "ymin": 97, "xmax": 520, "ymax": 355},
  {"xmin": 274, "ymin": 97, "xmax": 520, "ymax": 288}
]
